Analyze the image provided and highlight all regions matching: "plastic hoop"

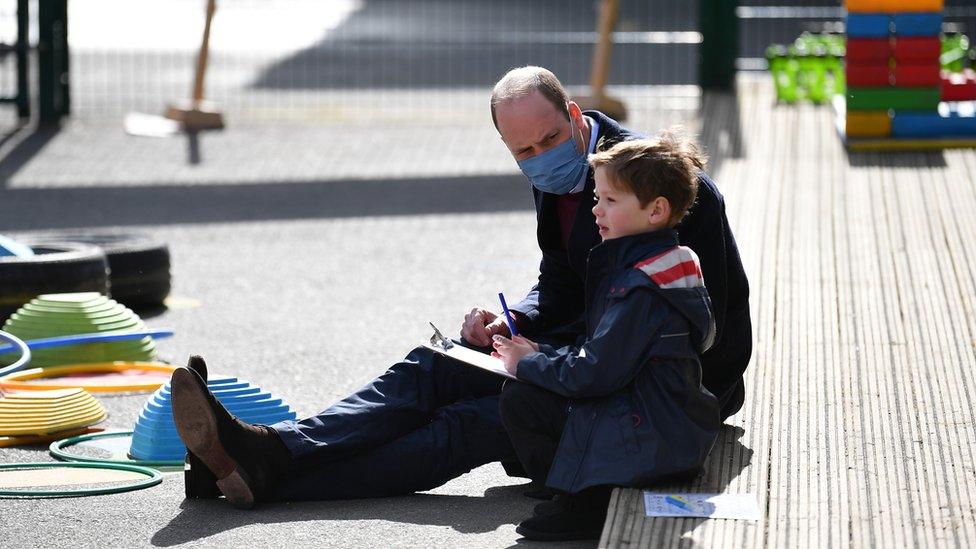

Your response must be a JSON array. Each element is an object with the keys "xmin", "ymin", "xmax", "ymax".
[
  {"xmin": 0, "ymin": 330, "xmax": 31, "ymax": 377},
  {"xmin": 0, "ymin": 329, "xmax": 174, "ymax": 355},
  {"xmin": 49, "ymin": 430, "xmax": 183, "ymax": 469},
  {"xmin": 0, "ymin": 461, "xmax": 162, "ymax": 498},
  {"xmin": 0, "ymin": 362, "xmax": 177, "ymax": 393}
]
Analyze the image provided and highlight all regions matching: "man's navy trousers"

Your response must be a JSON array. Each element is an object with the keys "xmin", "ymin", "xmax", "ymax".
[{"xmin": 268, "ymin": 343, "xmax": 516, "ymax": 501}]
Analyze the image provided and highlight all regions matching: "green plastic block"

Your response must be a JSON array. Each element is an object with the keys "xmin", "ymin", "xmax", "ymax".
[{"xmin": 846, "ymin": 87, "xmax": 941, "ymax": 111}]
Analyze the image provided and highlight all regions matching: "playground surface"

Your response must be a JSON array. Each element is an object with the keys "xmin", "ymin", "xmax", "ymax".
[{"xmin": 2, "ymin": 74, "xmax": 976, "ymax": 548}]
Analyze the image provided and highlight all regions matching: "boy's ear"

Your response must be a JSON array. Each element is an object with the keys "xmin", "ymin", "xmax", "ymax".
[{"xmin": 646, "ymin": 196, "xmax": 672, "ymax": 226}]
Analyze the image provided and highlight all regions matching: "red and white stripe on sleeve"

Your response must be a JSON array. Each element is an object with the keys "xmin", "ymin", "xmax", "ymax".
[{"xmin": 634, "ymin": 246, "xmax": 705, "ymax": 289}]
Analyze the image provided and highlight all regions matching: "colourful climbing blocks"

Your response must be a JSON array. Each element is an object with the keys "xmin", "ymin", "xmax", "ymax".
[
  {"xmin": 846, "ymin": 0, "xmax": 943, "ymax": 13},
  {"xmin": 847, "ymin": 87, "xmax": 941, "ymax": 110},
  {"xmin": 847, "ymin": 64, "xmax": 891, "ymax": 86},
  {"xmin": 894, "ymin": 64, "xmax": 940, "ymax": 86},
  {"xmin": 843, "ymin": 0, "xmax": 946, "ymax": 146},
  {"xmin": 846, "ymin": 14, "xmax": 891, "ymax": 37},
  {"xmin": 892, "ymin": 103, "xmax": 976, "ymax": 137},
  {"xmin": 893, "ymin": 37, "xmax": 941, "ymax": 62},
  {"xmin": 847, "ymin": 111, "xmax": 893, "ymax": 137},
  {"xmin": 846, "ymin": 38, "xmax": 891, "ymax": 63},
  {"xmin": 892, "ymin": 13, "xmax": 942, "ymax": 36}
]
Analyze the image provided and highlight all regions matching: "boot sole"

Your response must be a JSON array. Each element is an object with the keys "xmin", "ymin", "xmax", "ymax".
[{"xmin": 170, "ymin": 368, "xmax": 255, "ymax": 509}]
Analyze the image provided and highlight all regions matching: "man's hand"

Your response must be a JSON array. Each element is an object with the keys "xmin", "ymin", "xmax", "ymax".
[
  {"xmin": 491, "ymin": 335, "xmax": 539, "ymax": 375},
  {"xmin": 461, "ymin": 308, "xmax": 510, "ymax": 347}
]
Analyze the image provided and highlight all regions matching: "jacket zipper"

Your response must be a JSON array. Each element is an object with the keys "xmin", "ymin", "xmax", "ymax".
[{"xmin": 568, "ymin": 410, "xmax": 599, "ymax": 491}]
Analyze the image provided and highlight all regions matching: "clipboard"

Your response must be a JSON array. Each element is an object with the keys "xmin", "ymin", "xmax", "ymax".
[{"xmin": 424, "ymin": 323, "xmax": 516, "ymax": 380}]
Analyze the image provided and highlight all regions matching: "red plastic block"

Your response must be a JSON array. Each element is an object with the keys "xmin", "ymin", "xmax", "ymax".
[
  {"xmin": 893, "ymin": 37, "xmax": 941, "ymax": 64},
  {"xmin": 941, "ymin": 70, "xmax": 976, "ymax": 102},
  {"xmin": 847, "ymin": 63, "xmax": 891, "ymax": 86},
  {"xmin": 847, "ymin": 0, "xmax": 943, "ymax": 13},
  {"xmin": 895, "ymin": 64, "xmax": 941, "ymax": 86},
  {"xmin": 847, "ymin": 38, "xmax": 892, "ymax": 64}
]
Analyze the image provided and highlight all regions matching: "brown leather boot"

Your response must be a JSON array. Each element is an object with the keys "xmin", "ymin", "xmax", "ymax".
[{"xmin": 170, "ymin": 362, "xmax": 291, "ymax": 509}]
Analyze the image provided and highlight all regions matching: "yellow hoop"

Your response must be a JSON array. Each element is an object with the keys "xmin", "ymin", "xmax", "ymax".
[{"xmin": 0, "ymin": 362, "xmax": 176, "ymax": 393}]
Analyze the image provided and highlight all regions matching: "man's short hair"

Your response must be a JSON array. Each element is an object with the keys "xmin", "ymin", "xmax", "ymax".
[
  {"xmin": 490, "ymin": 66, "xmax": 571, "ymax": 129},
  {"xmin": 588, "ymin": 128, "xmax": 707, "ymax": 226}
]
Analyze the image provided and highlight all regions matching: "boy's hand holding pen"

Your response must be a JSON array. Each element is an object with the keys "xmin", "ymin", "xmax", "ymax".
[
  {"xmin": 491, "ymin": 334, "xmax": 539, "ymax": 375},
  {"xmin": 491, "ymin": 292, "xmax": 538, "ymax": 375}
]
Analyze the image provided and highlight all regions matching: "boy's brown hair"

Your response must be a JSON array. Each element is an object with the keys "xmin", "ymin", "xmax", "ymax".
[{"xmin": 588, "ymin": 128, "xmax": 707, "ymax": 226}]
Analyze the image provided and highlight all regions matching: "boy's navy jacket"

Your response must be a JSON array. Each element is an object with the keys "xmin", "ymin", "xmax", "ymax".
[
  {"xmin": 516, "ymin": 229, "xmax": 721, "ymax": 492},
  {"xmin": 509, "ymin": 110, "xmax": 752, "ymax": 410}
]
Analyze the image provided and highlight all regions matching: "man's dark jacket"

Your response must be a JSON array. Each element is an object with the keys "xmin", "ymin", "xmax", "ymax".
[{"xmin": 509, "ymin": 110, "xmax": 752, "ymax": 416}]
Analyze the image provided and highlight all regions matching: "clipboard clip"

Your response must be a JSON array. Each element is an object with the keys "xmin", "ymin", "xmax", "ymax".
[{"xmin": 429, "ymin": 322, "xmax": 454, "ymax": 350}]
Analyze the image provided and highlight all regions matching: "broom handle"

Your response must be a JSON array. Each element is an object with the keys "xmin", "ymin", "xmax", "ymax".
[
  {"xmin": 192, "ymin": 0, "xmax": 217, "ymax": 107},
  {"xmin": 589, "ymin": 0, "xmax": 619, "ymax": 98}
]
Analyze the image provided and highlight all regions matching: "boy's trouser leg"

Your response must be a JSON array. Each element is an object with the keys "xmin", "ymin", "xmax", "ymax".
[
  {"xmin": 270, "ymin": 395, "xmax": 516, "ymax": 500},
  {"xmin": 498, "ymin": 381, "xmax": 570, "ymax": 484},
  {"xmin": 270, "ymin": 344, "xmax": 504, "ymax": 461}
]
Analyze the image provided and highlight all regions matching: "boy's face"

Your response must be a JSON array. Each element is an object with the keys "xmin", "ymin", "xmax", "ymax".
[{"xmin": 592, "ymin": 166, "xmax": 671, "ymax": 241}]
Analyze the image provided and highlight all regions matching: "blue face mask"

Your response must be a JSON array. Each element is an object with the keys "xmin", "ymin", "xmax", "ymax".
[{"xmin": 517, "ymin": 121, "xmax": 588, "ymax": 195}]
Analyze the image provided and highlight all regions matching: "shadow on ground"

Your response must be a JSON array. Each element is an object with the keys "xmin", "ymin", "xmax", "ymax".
[
  {"xmin": 152, "ymin": 483, "xmax": 593, "ymax": 549},
  {"xmin": 0, "ymin": 174, "xmax": 533, "ymax": 230}
]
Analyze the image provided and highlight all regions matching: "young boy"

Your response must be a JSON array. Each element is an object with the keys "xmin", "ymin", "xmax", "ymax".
[{"xmin": 493, "ymin": 133, "xmax": 722, "ymax": 542}]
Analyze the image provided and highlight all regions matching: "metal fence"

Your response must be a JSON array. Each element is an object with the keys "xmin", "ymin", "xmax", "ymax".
[
  {"xmin": 4, "ymin": 0, "xmax": 976, "ymax": 126},
  {"xmin": 62, "ymin": 0, "xmax": 700, "ymax": 125}
]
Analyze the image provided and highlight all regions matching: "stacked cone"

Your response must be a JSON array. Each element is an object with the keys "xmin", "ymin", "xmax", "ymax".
[
  {"xmin": 1, "ymin": 293, "xmax": 157, "ymax": 368},
  {"xmin": 129, "ymin": 375, "xmax": 298, "ymax": 461},
  {"xmin": 0, "ymin": 388, "xmax": 106, "ymax": 436}
]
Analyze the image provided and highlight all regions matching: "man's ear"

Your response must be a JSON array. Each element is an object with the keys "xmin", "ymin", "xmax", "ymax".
[
  {"xmin": 647, "ymin": 197, "xmax": 672, "ymax": 226},
  {"xmin": 567, "ymin": 100, "xmax": 584, "ymax": 125}
]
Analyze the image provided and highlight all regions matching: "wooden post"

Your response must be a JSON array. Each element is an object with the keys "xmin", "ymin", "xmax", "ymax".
[
  {"xmin": 574, "ymin": 0, "xmax": 628, "ymax": 121},
  {"xmin": 192, "ymin": 0, "xmax": 216, "ymax": 107},
  {"xmin": 166, "ymin": 0, "xmax": 224, "ymax": 131}
]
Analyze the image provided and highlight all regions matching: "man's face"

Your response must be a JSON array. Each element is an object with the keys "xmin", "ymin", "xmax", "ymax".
[{"xmin": 496, "ymin": 91, "xmax": 582, "ymax": 162}]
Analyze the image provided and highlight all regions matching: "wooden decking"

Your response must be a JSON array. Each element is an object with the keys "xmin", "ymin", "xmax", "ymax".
[{"xmin": 602, "ymin": 75, "xmax": 976, "ymax": 548}]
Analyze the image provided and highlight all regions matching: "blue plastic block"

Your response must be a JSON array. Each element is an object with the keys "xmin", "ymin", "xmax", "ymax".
[
  {"xmin": 893, "ymin": 13, "xmax": 942, "ymax": 37},
  {"xmin": 892, "ymin": 103, "xmax": 976, "ymax": 138},
  {"xmin": 846, "ymin": 14, "xmax": 891, "ymax": 38}
]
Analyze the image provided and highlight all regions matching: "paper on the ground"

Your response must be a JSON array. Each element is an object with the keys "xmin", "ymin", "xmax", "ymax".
[
  {"xmin": 124, "ymin": 112, "xmax": 180, "ymax": 137},
  {"xmin": 422, "ymin": 342, "xmax": 516, "ymax": 380},
  {"xmin": 643, "ymin": 492, "xmax": 761, "ymax": 521}
]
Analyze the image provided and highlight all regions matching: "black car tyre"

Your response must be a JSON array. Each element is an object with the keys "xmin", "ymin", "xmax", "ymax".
[
  {"xmin": 21, "ymin": 232, "xmax": 172, "ymax": 309},
  {"xmin": 0, "ymin": 243, "xmax": 110, "ymax": 321}
]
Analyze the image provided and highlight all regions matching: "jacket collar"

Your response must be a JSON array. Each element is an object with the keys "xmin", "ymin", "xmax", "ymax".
[
  {"xmin": 583, "ymin": 110, "xmax": 627, "ymax": 141},
  {"xmin": 589, "ymin": 229, "xmax": 679, "ymax": 271}
]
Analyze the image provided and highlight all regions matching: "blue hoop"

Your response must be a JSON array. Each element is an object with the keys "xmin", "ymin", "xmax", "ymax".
[
  {"xmin": 0, "ymin": 329, "xmax": 173, "ymax": 356},
  {"xmin": 0, "ymin": 330, "xmax": 31, "ymax": 377}
]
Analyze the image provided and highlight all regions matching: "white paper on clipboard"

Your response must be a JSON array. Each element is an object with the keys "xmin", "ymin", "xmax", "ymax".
[{"xmin": 422, "ymin": 342, "xmax": 517, "ymax": 380}]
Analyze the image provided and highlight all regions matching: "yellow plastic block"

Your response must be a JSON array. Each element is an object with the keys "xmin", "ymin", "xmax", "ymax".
[
  {"xmin": 846, "ymin": 0, "xmax": 943, "ymax": 12},
  {"xmin": 847, "ymin": 111, "xmax": 892, "ymax": 137}
]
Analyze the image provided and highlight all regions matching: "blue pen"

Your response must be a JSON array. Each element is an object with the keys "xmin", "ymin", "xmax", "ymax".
[{"xmin": 498, "ymin": 292, "xmax": 519, "ymax": 337}]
